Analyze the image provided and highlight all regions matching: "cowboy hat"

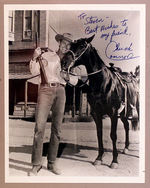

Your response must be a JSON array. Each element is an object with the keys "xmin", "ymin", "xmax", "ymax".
[{"xmin": 55, "ymin": 33, "xmax": 73, "ymax": 43}]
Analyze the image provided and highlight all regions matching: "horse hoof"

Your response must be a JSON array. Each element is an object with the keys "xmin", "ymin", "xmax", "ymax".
[
  {"xmin": 93, "ymin": 160, "xmax": 102, "ymax": 166},
  {"xmin": 110, "ymin": 162, "xmax": 118, "ymax": 169},
  {"xmin": 123, "ymin": 148, "xmax": 129, "ymax": 154}
]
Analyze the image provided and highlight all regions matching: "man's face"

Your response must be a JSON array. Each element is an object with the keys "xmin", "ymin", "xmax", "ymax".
[{"xmin": 59, "ymin": 39, "xmax": 71, "ymax": 54}]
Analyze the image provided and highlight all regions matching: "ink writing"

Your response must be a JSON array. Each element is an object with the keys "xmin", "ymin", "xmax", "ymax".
[
  {"xmin": 105, "ymin": 41, "xmax": 139, "ymax": 61},
  {"xmin": 78, "ymin": 13, "xmax": 140, "ymax": 61}
]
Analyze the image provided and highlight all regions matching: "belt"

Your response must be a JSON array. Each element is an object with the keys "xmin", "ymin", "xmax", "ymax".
[{"xmin": 41, "ymin": 83, "xmax": 65, "ymax": 88}]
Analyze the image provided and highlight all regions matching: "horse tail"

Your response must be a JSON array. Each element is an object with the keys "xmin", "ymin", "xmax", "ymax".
[
  {"xmin": 131, "ymin": 90, "xmax": 140, "ymax": 131},
  {"xmin": 126, "ymin": 81, "xmax": 139, "ymax": 131},
  {"xmin": 130, "ymin": 93, "xmax": 139, "ymax": 131}
]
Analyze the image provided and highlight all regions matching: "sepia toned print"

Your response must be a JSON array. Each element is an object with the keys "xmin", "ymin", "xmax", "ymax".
[{"xmin": 5, "ymin": 4, "xmax": 145, "ymax": 183}]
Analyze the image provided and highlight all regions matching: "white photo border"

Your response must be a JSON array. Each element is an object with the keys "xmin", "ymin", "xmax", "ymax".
[{"xmin": 4, "ymin": 4, "xmax": 146, "ymax": 183}]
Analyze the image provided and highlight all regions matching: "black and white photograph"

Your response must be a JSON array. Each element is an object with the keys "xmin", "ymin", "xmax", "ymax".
[{"xmin": 4, "ymin": 4, "xmax": 145, "ymax": 183}]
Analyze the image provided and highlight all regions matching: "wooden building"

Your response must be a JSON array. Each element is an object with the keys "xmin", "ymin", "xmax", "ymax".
[{"xmin": 9, "ymin": 10, "xmax": 90, "ymax": 118}]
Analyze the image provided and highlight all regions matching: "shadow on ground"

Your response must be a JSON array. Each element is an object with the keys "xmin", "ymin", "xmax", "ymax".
[
  {"xmin": 9, "ymin": 142, "xmax": 139, "ymax": 158},
  {"xmin": 9, "ymin": 142, "xmax": 98, "ymax": 157},
  {"xmin": 9, "ymin": 142, "xmax": 139, "ymax": 174},
  {"xmin": 9, "ymin": 143, "xmax": 97, "ymax": 173}
]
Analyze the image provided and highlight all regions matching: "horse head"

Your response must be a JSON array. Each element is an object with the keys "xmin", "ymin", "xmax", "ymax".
[{"xmin": 61, "ymin": 34, "xmax": 95, "ymax": 71}]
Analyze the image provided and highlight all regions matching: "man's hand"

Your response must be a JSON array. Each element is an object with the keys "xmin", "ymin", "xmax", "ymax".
[
  {"xmin": 60, "ymin": 71, "xmax": 70, "ymax": 81},
  {"xmin": 32, "ymin": 47, "xmax": 42, "ymax": 61}
]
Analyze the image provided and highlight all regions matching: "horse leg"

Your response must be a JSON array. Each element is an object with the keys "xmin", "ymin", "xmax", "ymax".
[
  {"xmin": 91, "ymin": 111, "xmax": 104, "ymax": 166},
  {"xmin": 110, "ymin": 116, "xmax": 118, "ymax": 169},
  {"xmin": 120, "ymin": 116, "xmax": 129, "ymax": 154}
]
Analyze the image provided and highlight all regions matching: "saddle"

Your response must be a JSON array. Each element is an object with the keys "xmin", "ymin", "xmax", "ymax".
[
  {"xmin": 119, "ymin": 72, "xmax": 132, "ymax": 83},
  {"xmin": 108, "ymin": 63, "xmax": 132, "ymax": 84},
  {"xmin": 108, "ymin": 63, "xmax": 139, "ymax": 120}
]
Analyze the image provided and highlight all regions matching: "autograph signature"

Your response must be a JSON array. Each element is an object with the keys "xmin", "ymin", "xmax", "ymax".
[{"xmin": 105, "ymin": 41, "xmax": 139, "ymax": 61}]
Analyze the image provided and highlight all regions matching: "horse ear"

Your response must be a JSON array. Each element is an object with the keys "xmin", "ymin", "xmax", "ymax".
[{"xmin": 86, "ymin": 34, "xmax": 95, "ymax": 43}]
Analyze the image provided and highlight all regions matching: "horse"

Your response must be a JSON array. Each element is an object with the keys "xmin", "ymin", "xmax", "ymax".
[{"xmin": 61, "ymin": 35, "xmax": 139, "ymax": 169}]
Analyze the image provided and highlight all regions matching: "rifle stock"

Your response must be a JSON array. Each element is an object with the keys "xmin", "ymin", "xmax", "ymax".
[{"xmin": 35, "ymin": 32, "xmax": 48, "ymax": 84}]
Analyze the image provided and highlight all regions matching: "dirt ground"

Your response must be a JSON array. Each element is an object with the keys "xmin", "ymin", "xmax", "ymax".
[{"xmin": 7, "ymin": 117, "xmax": 142, "ymax": 183}]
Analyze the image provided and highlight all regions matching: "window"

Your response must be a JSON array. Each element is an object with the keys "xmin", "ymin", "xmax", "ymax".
[
  {"xmin": 23, "ymin": 11, "xmax": 33, "ymax": 40},
  {"xmin": 9, "ymin": 11, "xmax": 15, "ymax": 41}
]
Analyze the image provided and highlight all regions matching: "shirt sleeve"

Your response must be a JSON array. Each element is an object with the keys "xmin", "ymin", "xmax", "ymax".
[{"xmin": 29, "ymin": 59, "xmax": 40, "ymax": 76}]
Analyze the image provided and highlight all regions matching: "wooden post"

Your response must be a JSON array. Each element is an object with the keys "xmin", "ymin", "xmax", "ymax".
[
  {"xmin": 24, "ymin": 80, "xmax": 28, "ymax": 117},
  {"xmin": 72, "ymin": 86, "xmax": 76, "ymax": 118},
  {"xmin": 86, "ymin": 97, "xmax": 89, "ymax": 116},
  {"xmin": 79, "ymin": 89, "xmax": 82, "ymax": 116},
  {"xmin": 14, "ymin": 81, "xmax": 16, "ymax": 110}
]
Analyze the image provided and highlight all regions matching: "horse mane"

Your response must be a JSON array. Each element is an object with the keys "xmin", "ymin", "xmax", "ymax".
[
  {"xmin": 87, "ymin": 45, "xmax": 123, "ymax": 103},
  {"xmin": 90, "ymin": 45, "xmax": 105, "ymax": 67}
]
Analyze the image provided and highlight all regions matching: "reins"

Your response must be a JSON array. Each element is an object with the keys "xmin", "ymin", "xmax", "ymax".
[
  {"xmin": 67, "ymin": 69, "xmax": 102, "ymax": 77},
  {"xmin": 62, "ymin": 42, "xmax": 104, "ymax": 88},
  {"xmin": 64, "ymin": 42, "xmax": 103, "ymax": 78}
]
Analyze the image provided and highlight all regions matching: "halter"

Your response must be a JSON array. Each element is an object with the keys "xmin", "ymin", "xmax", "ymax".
[
  {"xmin": 68, "ymin": 41, "xmax": 90, "ymax": 63},
  {"xmin": 66, "ymin": 42, "xmax": 102, "ymax": 77},
  {"xmin": 63, "ymin": 41, "xmax": 103, "ymax": 88}
]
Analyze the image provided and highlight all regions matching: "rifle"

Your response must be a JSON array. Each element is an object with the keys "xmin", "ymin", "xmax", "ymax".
[{"xmin": 35, "ymin": 31, "xmax": 48, "ymax": 84}]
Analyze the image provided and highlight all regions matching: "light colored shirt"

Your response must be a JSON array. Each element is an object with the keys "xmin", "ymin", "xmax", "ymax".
[
  {"xmin": 28, "ymin": 50, "xmax": 87, "ymax": 86},
  {"xmin": 29, "ymin": 51, "xmax": 66, "ymax": 85}
]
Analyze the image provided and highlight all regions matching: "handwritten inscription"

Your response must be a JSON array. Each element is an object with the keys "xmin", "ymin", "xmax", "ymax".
[
  {"xmin": 78, "ymin": 13, "xmax": 129, "ymax": 41},
  {"xmin": 78, "ymin": 13, "xmax": 104, "ymax": 25},
  {"xmin": 78, "ymin": 13, "xmax": 139, "ymax": 61},
  {"xmin": 105, "ymin": 41, "xmax": 139, "ymax": 61},
  {"xmin": 100, "ymin": 20, "xmax": 119, "ymax": 32}
]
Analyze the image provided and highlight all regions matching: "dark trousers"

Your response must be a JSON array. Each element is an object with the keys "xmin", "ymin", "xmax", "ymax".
[{"xmin": 31, "ymin": 85, "xmax": 66, "ymax": 165}]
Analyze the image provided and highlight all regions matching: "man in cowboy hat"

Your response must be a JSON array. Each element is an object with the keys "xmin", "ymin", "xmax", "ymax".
[{"xmin": 28, "ymin": 33, "xmax": 77, "ymax": 176}]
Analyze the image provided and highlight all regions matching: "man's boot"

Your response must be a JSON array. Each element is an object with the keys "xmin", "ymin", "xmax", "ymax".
[
  {"xmin": 28, "ymin": 165, "xmax": 42, "ymax": 176},
  {"xmin": 47, "ymin": 161, "xmax": 61, "ymax": 175}
]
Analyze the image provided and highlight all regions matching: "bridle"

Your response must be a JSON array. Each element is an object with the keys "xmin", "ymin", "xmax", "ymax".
[
  {"xmin": 62, "ymin": 41, "xmax": 103, "ymax": 87},
  {"xmin": 67, "ymin": 41, "xmax": 90, "ymax": 64},
  {"xmin": 65, "ymin": 42, "xmax": 102, "ymax": 77}
]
